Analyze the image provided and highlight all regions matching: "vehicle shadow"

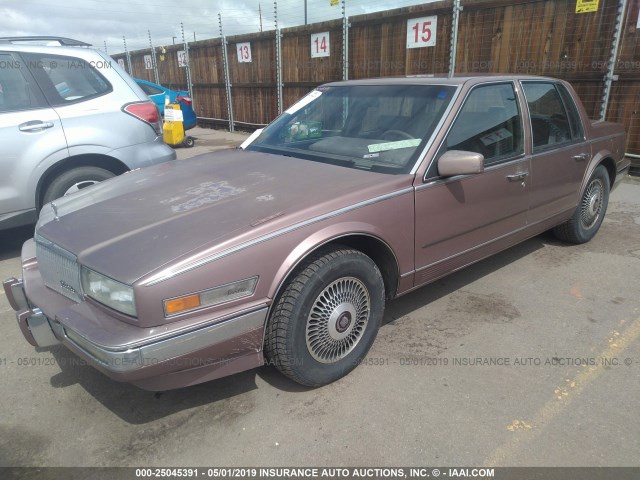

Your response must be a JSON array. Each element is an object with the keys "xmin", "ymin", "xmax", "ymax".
[
  {"xmin": 46, "ymin": 343, "xmax": 261, "ymax": 424},
  {"xmin": 43, "ymin": 232, "xmax": 559, "ymax": 423},
  {"xmin": 381, "ymin": 232, "xmax": 558, "ymax": 326},
  {"xmin": 257, "ymin": 232, "xmax": 558, "ymax": 393},
  {"xmin": 0, "ymin": 225, "xmax": 34, "ymax": 261}
]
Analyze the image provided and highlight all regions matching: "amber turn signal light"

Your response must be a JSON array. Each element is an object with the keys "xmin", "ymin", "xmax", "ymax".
[{"xmin": 164, "ymin": 294, "xmax": 201, "ymax": 315}]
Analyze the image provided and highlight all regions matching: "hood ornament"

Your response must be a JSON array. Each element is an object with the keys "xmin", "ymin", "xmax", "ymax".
[{"xmin": 51, "ymin": 201, "xmax": 59, "ymax": 221}]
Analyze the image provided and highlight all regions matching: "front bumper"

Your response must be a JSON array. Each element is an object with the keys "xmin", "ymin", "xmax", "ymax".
[
  {"xmin": 3, "ymin": 277, "xmax": 60, "ymax": 348},
  {"xmin": 3, "ymin": 244, "xmax": 267, "ymax": 390}
]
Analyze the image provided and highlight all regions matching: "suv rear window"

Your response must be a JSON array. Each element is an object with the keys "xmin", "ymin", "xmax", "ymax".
[{"xmin": 23, "ymin": 53, "xmax": 111, "ymax": 105}]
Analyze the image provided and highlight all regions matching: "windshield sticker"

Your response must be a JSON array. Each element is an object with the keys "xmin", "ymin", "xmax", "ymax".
[
  {"xmin": 480, "ymin": 128, "xmax": 513, "ymax": 146},
  {"xmin": 368, "ymin": 138, "xmax": 421, "ymax": 153},
  {"xmin": 285, "ymin": 90, "xmax": 322, "ymax": 115}
]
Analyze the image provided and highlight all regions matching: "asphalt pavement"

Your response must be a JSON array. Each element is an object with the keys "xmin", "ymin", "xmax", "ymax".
[{"xmin": 0, "ymin": 131, "xmax": 638, "ymax": 468}]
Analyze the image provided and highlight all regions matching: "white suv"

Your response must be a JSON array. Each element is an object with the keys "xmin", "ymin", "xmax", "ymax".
[{"xmin": 0, "ymin": 36, "xmax": 176, "ymax": 230}]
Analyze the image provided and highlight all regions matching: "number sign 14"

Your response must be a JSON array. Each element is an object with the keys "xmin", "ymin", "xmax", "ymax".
[
  {"xmin": 406, "ymin": 16, "xmax": 438, "ymax": 49},
  {"xmin": 237, "ymin": 43, "xmax": 252, "ymax": 63},
  {"xmin": 311, "ymin": 32, "xmax": 330, "ymax": 58}
]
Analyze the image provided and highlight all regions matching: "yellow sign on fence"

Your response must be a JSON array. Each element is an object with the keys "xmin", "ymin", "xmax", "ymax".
[
  {"xmin": 330, "ymin": 0, "xmax": 339, "ymax": 6},
  {"xmin": 576, "ymin": 0, "xmax": 599, "ymax": 13}
]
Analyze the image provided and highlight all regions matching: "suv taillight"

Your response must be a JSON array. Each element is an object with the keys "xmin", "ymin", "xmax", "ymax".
[
  {"xmin": 124, "ymin": 101, "xmax": 160, "ymax": 124},
  {"xmin": 176, "ymin": 95, "xmax": 192, "ymax": 106}
]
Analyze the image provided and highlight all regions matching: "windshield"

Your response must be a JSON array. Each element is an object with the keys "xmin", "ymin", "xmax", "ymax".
[{"xmin": 247, "ymin": 84, "xmax": 457, "ymax": 174}]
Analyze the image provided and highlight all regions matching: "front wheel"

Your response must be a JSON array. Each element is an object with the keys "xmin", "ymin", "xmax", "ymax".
[
  {"xmin": 264, "ymin": 247, "xmax": 385, "ymax": 387},
  {"xmin": 553, "ymin": 165, "xmax": 610, "ymax": 244},
  {"xmin": 42, "ymin": 166, "xmax": 115, "ymax": 205}
]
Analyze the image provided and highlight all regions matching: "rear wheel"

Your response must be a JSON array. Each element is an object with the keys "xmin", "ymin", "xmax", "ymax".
[
  {"xmin": 265, "ymin": 247, "xmax": 385, "ymax": 386},
  {"xmin": 42, "ymin": 167, "xmax": 115, "ymax": 204},
  {"xmin": 553, "ymin": 165, "xmax": 610, "ymax": 244}
]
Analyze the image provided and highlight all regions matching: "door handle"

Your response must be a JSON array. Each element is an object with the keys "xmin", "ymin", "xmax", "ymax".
[
  {"xmin": 19, "ymin": 121, "xmax": 54, "ymax": 132},
  {"xmin": 572, "ymin": 153, "xmax": 590, "ymax": 161},
  {"xmin": 506, "ymin": 172, "xmax": 529, "ymax": 181}
]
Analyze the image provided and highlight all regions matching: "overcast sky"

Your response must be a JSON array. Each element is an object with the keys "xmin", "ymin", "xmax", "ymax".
[{"xmin": 2, "ymin": 0, "xmax": 431, "ymax": 54}]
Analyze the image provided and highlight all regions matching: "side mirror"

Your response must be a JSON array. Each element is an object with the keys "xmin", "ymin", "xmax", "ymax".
[{"xmin": 437, "ymin": 150, "xmax": 485, "ymax": 177}]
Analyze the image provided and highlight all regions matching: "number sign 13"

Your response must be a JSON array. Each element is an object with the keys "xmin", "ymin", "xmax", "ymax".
[
  {"xmin": 237, "ymin": 43, "xmax": 252, "ymax": 63},
  {"xmin": 406, "ymin": 16, "xmax": 438, "ymax": 49},
  {"xmin": 311, "ymin": 32, "xmax": 330, "ymax": 58},
  {"xmin": 177, "ymin": 50, "xmax": 187, "ymax": 67}
]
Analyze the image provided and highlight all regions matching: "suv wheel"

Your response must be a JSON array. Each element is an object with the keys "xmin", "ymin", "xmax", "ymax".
[{"xmin": 42, "ymin": 167, "xmax": 115, "ymax": 204}]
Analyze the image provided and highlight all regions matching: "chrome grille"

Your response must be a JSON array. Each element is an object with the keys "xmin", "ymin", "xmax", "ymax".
[{"xmin": 35, "ymin": 235, "xmax": 83, "ymax": 303}]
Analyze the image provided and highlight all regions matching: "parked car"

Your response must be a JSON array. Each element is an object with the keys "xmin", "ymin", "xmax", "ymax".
[
  {"xmin": 4, "ymin": 76, "xmax": 629, "ymax": 391},
  {"xmin": 135, "ymin": 78, "xmax": 197, "ymax": 130},
  {"xmin": 0, "ymin": 36, "xmax": 176, "ymax": 231}
]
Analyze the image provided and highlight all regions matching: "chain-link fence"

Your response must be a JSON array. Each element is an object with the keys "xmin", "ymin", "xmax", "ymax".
[{"xmin": 111, "ymin": 0, "xmax": 640, "ymax": 161}]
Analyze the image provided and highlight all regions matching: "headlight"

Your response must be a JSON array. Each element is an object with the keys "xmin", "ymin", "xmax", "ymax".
[
  {"xmin": 81, "ymin": 267, "xmax": 137, "ymax": 317},
  {"xmin": 163, "ymin": 276, "xmax": 258, "ymax": 316}
]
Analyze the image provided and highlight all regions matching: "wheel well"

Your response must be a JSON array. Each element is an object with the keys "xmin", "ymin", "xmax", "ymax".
[
  {"xmin": 598, "ymin": 157, "xmax": 616, "ymax": 188},
  {"xmin": 299, "ymin": 235, "xmax": 400, "ymax": 300},
  {"xmin": 37, "ymin": 154, "xmax": 128, "ymax": 208}
]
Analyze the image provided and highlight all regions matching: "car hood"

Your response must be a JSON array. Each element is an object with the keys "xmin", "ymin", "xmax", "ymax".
[{"xmin": 37, "ymin": 149, "xmax": 409, "ymax": 285}]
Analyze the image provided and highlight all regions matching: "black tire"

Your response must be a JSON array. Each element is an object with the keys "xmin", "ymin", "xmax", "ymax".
[
  {"xmin": 553, "ymin": 165, "xmax": 610, "ymax": 244},
  {"xmin": 42, "ymin": 167, "xmax": 115, "ymax": 205},
  {"xmin": 183, "ymin": 136, "xmax": 195, "ymax": 148},
  {"xmin": 264, "ymin": 247, "xmax": 385, "ymax": 387}
]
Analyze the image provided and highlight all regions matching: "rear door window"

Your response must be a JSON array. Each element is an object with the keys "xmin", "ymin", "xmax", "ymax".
[
  {"xmin": 22, "ymin": 53, "xmax": 112, "ymax": 106},
  {"xmin": 0, "ymin": 53, "xmax": 45, "ymax": 112},
  {"xmin": 522, "ymin": 82, "xmax": 574, "ymax": 151}
]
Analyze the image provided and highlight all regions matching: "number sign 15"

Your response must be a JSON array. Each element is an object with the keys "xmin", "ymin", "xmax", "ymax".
[
  {"xmin": 311, "ymin": 32, "xmax": 330, "ymax": 58},
  {"xmin": 237, "ymin": 43, "xmax": 252, "ymax": 63},
  {"xmin": 406, "ymin": 16, "xmax": 438, "ymax": 49}
]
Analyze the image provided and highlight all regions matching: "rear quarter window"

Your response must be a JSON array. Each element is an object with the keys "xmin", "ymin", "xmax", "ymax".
[
  {"xmin": 22, "ymin": 53, "xmax": 112, "ymax": 106},
  {"xmin": 522, "ymin": 82, "xmax": 576, "ymax": 151},
  {"xmin": 138, "ymin": 83, "xmax": 164, "ymax": 96}
]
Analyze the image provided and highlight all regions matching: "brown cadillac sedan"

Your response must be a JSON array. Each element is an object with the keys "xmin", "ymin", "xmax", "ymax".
[{"xmin": 4, "ymin": 76, "xmax": 629, "ymax": 390}]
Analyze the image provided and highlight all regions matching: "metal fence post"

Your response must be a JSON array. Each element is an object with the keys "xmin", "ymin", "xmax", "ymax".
[
  {"xmin": 342, "ymin": 0, "xmax": 349, "ymax": 80},
  {"xmin": 449, "ymin": 0, "xmax": 462, "ymax": 77},
  {"xmin": 600, "ymin": 0, "xmax": 628, "ymax": 121},
  {"xmin": 219, "ymin": 13, "xmax": 235, "ymax": 132},
  {"xmin": 181, "ymin": 22, "xmax": 193, "ymax": 99},
  {"xmin": 148, "ymin": 30, "xmax": 160, "ymax": 85},
  {"xmin": 275, "ymin": 1, "xmax": 283, "ymax": 115},
  {"xmin": 123, "ymin": 36, "xmax": 133, "ymax": 75},
  {"xmin": 103, "ymin": 41, "xmax": 108, "ymax": 55}
]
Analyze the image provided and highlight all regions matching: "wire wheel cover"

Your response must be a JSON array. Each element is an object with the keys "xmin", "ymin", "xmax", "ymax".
[
  {"xmin": 581, "ymin": 178, "xmax": 604, "ymax": 229},
  {"xmin": 305, "ymin": 277, "xmax": 371, "ymax": 363}
]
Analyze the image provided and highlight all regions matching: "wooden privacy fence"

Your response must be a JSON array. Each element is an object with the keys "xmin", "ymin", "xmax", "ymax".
[{"xmin": 113, "ymin": 0, "xmax": 640, "ymax": 156}]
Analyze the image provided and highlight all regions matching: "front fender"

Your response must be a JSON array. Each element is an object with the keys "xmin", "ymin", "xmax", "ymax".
[{"xmin": 267, "ymin": 221, "xmax": 397, "ymax": 300}]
